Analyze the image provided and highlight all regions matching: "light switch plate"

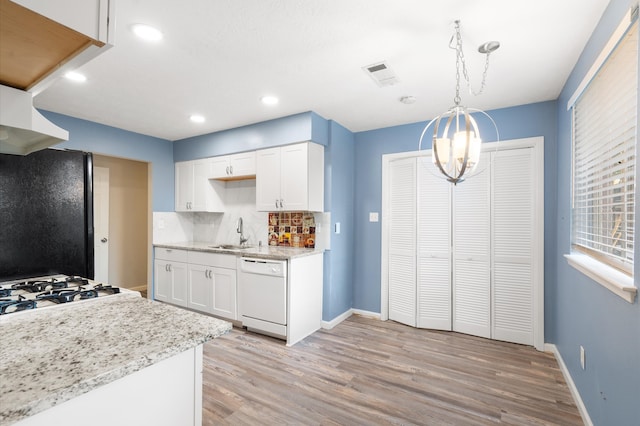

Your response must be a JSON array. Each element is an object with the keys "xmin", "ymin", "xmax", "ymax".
[
  {"xmin": 369, "ymin": 212, "xmax": 379, "ymax": 222},
  {"xmin": 335, "ymin": 222, "xmax": 341, "ymax": 234}
]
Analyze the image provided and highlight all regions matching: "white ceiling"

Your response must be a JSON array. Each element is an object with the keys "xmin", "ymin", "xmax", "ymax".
[{"xmin": 33, "ymin": 0, "xmax": 611, "ymax": 141}]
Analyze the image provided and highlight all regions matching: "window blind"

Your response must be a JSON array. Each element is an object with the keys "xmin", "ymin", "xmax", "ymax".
[{"xmin": 572, "ymin": 21, "xmax": 638, "ymax": 273}]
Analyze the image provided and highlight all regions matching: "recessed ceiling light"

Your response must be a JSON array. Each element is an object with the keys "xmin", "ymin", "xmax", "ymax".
[
  {"xmin": 64, "ymin": 71, "xmax": 87, "ymax": 82},
  {"xmin": 131, "ymin": 24, "xmax": 163, "ymax": 42},
  {"xmin": 190, "ymin": 114, "xmax": 205, "ymax": 123},
  {"xmin": 260, "ymin": 96, "xmax": 279, "ymax": 105}
]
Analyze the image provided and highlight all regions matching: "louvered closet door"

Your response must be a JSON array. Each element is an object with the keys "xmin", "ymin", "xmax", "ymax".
[
  {"xmin": 492, "ymin": 148, "xmax": 535, "ymax": 345},
  {"xmin": 452, "ymin": 155, "xmax": 491, "ymax": 339},
  {"xmin": 388, "ymin": 158, "xmax": 417, "ymax": 326},
  {"xmin": 416, "ymin": 158, "xmax": 452, "ymax": 330}
]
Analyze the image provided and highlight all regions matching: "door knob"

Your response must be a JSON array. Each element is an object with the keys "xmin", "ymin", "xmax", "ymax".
[{"xmin": 101, "ymin": 238, "xmax": 108, "ymax": 243}]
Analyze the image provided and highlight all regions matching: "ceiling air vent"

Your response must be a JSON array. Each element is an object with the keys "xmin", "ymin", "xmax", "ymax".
[{"xmin": 363, "ymin": 61, "xmax": 399, "ymax": 87}]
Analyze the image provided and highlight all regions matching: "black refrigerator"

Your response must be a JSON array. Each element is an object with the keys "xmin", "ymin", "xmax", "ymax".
[{"xmin": 0, "ymin": 149, "xmax": 94, "ymax": 281}]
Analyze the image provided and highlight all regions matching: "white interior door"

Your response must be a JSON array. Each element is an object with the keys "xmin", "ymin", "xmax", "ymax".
[
  {"xmin": 452, "ymin": 154, "xmax": 491, "ymax": 339},
  {"xmin": 492, "ymin": 148, "xmax": 535, "ymax": 345},
  {"xmin": 388, "ymin": 158, "xmax": 417, "ymax": 327},
  {"xmin": 93, "ymin": 166, "xmax": 109, "ymax": 283},
  {"xmin": 417, "ymin": 158, "xmax": 452, "ymax": 330}
]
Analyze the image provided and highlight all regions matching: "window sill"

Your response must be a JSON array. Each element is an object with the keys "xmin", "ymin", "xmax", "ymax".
[{"xmin": 565, "ymin": 254, "xmax": 637, "ymax": 304}]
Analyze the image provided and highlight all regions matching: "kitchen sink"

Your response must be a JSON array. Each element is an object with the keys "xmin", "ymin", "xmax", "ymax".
[{"xmin": 209, "ymin": 244, "xmax": 253, "ymax": 251}]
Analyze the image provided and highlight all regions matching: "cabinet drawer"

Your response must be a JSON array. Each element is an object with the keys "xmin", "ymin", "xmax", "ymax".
[
  {"xmin": 155, "ymin": 247, "xmax": 188, "ymax": 262},
  {"xmin": 188, "ymin": 251, "xmax": 237, "ymax": 269}
]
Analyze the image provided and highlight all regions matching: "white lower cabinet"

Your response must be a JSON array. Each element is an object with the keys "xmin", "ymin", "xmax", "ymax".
[
  {"xmin": 154, "ymin": 248, "xmax": 188, "ymax": 307},
  {"xmin": 210, "ymin": 267, "xmax": 237, "ymax": 319},
  {"xmin": 186, "ymin": 251, "xmax": 237, "ymax": 320},
  {"xmin": 187, "ymin": 264, "xmax": 212, "ymax": 312}
]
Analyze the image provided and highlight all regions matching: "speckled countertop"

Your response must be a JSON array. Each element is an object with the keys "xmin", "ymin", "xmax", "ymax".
[
  {"xmin": 0, "ymin": 293, "xmax": 232, "ymax": 425},
  {"xmin": 155, "ymin": 241, "xmax": 324, "ymax": 260}
]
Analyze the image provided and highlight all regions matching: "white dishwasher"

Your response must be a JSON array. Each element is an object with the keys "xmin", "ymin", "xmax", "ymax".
[{"xmin": 238, "ymin": 257, "xmax": 287, "ymax": 339}]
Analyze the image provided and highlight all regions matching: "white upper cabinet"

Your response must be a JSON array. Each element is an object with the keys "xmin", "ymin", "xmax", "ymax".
[
  {"xmin": 12, "ymin": 0, "xmax": 112, "ymax": 42},
  {"xmin": 6, "ymin": 0, "xmax": 114, "ymax": 94},
  {"xmin": 175, "ymin": 159, "xmax": 225, "ymax": 212},
  {"xmin": 210, "ymin": 152, "xmax": 256, "ymax": 180},
  {"xmin": 256, "ymin": 142, "xmax": 324, "ymax": 212}
]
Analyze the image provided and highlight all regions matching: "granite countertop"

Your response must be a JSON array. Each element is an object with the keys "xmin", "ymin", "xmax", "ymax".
[
  {"xmin": 0, "ymin": 293, "xmax": 232, "ymax": 425},
  {"xmin": 155, "ymin": 241, "xmax": 325, "ymax": 260}
]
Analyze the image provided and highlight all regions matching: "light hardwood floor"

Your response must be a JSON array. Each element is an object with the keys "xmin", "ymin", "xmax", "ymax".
[{"xmin": 203, "ymin": 315, "xmax": 582, "ymax": 425}]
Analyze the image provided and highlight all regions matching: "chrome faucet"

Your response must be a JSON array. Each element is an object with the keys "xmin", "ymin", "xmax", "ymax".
[{"xmin": 237, "ymin": 217, "xmax": 249, "ymax": 246}]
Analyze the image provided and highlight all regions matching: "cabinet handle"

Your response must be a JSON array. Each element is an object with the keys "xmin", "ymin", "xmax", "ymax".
[
  {"xmin": 168, "ymin": 264, "xmax": 172, "ymax": 272},
  {"xmin": 230, "ymin": 165, "xmax": 233, "ymax": 175},
  {"xmin": 165, "ymin": 264, "xmax": 169, "ymax": 272},
  {"xmin": 275, "ymin": 199, "xmax": 279, "ymax": 208},
  {"xmin": 226, "ymin": 166, "xmax": 230, "ymax": 175},
  {"xmin": 280, "ymin": 199, "xmax": 283, "ymax": 208}
]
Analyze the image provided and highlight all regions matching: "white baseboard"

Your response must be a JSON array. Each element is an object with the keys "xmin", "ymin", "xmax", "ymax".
[
  {"xmin": 545, "ymin": 343, "xmax": 593, "ymax": 426},
  {"xmin": 321, "ymin": 309, "xmax": 353, "ymax": 329},
  {"xmin": 351, "ymin": 309, "xmax": 381, "ymax": 319},
  {"xmin": 321, "ymin": 309, "xmax": 382, "ymax": 330}
]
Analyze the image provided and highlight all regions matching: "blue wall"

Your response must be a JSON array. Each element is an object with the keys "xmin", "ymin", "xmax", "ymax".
[
  {"xmin": 40, "ymin": 111, "xmax": 174, "ymax": 212},
  {"xmin": 324, "ymin": 120, "xmax": 355, "ymax": 320},
  {"xmin": 352, "ymin": 101, "xmax": 558, "ymax": 317},
  {"xmin": 173, "ymin": 111, "xmax": 329, "ymax": 161},
  {"xmin": 554, "ymin": 0, "xmax": 640, "ymax": 424}
]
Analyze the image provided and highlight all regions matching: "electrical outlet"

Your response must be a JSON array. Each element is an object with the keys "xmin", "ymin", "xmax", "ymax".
[{"xmin": 580, "ymin": 346, "xmax": 586, "ymax": 370}]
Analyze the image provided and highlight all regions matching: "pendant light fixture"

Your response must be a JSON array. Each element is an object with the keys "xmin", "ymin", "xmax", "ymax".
[{"xmin": 419, "ymin": 20, "xmax": 500, "ymax": 185}]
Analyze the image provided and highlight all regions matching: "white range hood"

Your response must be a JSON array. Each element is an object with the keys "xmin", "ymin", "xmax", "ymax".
[{"xmin": 0, "ymin": 85, "xmax": 68, "ymax": 156}]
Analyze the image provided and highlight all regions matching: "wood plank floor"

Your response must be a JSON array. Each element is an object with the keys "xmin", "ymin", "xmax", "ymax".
[{"xmin": 202, "ymin": 315, "xmax": 582, "ymax": 425}]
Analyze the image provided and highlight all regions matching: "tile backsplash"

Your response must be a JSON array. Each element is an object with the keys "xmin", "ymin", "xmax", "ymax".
[{"xmin": 268, "ymin": 212, "xmax": 316, "ymax": 248}]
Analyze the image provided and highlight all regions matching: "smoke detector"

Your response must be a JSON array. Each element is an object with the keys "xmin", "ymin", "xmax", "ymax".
[{"xmin": 362, "ymin": 61, "xmax": 399, "ymax": 87}]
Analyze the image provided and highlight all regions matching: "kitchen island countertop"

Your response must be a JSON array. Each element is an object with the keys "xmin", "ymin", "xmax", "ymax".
[
  {"xmin": 155, "ymin": 241, "xmax": 325, "ymax": 259},
  {"xmin": 0, "ymin": 293, "xmax": 232, "ymax": 425}
]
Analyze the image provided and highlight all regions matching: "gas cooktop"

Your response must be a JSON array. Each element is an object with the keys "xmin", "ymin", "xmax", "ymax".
[{"xmin": 0, "ymin": 275, "xmax": 134, "ymax": 316}]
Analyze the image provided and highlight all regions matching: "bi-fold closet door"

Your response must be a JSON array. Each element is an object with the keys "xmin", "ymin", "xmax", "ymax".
[{"xmin": 387, "ymin": 144, "xmax": 539, "ymax": 347}]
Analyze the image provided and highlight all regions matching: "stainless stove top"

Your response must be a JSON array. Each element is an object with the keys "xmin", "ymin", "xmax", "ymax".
[{"xmin": 0, "ymin": 275, "xmax": 136, "ymax": 316}]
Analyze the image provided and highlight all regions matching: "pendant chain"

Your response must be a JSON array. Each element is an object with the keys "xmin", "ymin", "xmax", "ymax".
[{"xmin": 453, "ymin": 21, "xmax": 492, "ymax": 100}]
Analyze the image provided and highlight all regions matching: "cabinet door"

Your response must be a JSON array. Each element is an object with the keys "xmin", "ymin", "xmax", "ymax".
[
  {"xmin": 170, "ymin": 262, "xmax": 188, "ymax": 307},
  {"xmin": 452, "ymin": 153, "xmax": 491, "ymax": 339},
  {"xmin": 256, "ymin": 147, "xmax": 282, "ymax": 211},
  {"xmin": 280, "ymin": 143, "xmax": 309, "ymax": 211},
  {"xmin": 188, "ymin": 264, "xmax": 212, "ymax": 313},
  {"xmin": 154, "ymin": 260, "xmax": 171, "ymax": 303},
  {"xmin": 211, "ymin": 267, "xmax": 237, "ymax": 320},
  {"xmin": 417, "ymin": 157, "xmax": 452, "ymax": 330},
  {"xmin": 210, "ymin": 157, "xmax": 230, "ymax": 179},
  {"xmin": 229, "ymin": 152, "xmax": 256, "ymax": 177},
  {"xmin": 175, "ymin": 162, "xmax": 193, "ymax": 211},
  {"xmin": 387, "ymin": 158, "xmax": 417, "ymax": 327},
  {"xmin": 192, "ymin": 159, "xmax": 221, "ymax": 212}
]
